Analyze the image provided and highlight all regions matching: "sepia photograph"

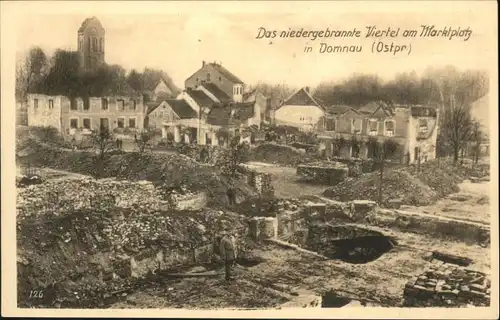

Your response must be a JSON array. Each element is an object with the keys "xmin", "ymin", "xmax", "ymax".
[{"xmin": 1, "ymin": 1, "xmax": 498, "ymax": 318}]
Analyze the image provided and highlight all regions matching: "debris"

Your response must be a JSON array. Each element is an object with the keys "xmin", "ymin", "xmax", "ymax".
[{"xmin": 404, "ymin": 262, "xmax": 491, "ymax": 307}]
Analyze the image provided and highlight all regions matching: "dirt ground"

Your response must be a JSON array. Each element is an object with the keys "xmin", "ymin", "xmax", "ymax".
[
  {"xmin": 109, "ymin": 227, "xmax": 491, "ymax": 309},
  {"xmin": 17, "ymin": 160, "xmax": 493, "ymax": 309},
  {"xmin": 247, "ymin": 161, "xmax": 492, "ymax": 225},
  {"xmin": 401, "ymin": 180, "xmax": 491, "ymax": 225}
]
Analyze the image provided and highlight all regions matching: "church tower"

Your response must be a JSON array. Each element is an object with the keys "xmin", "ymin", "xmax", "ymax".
[{"xmin": 77, "ymin": 17, "xmax": 105, "ymax": 72}]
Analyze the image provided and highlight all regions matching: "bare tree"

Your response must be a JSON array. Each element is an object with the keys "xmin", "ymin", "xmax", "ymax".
[
  {"xmin": 470, "ymin": 120, "xmax": 483, "ymax": 164},
  {"xmin": 91, "ymin": 128, "xmax": 115, "ymax": 178},
  {"xmin": 366, "ymin": 137, "xmax": 399, "ymax": 205},
  {"xmin": 16, "ymin": 46, "xmax": 48, "ymax": 101},
  {"xmin": 440, "ymin": 102, "xmax": 474, "ymax": 164},
  {"xmin": 134, "ymin": 129, "xmax": 154, "ymax": 153}
]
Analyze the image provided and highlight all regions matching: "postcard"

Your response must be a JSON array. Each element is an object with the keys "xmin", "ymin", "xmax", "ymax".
[{"xmin": 1, "ymin": 1, "xmax": 498, "ymax": 318}]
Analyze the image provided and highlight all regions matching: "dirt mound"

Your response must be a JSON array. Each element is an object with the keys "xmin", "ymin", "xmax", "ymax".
[
  {"xmin": 404, "ymin": 162, "xmax": 461, "ymax": 198},
  {"xmin": 17, "ymin": 139, "xmax": 257, "ymax": 207},
  {"xmin": 248, "ymin": 143, "xmax": 312, "ymax": 166},
  {"xmin": 323, "ymin": 169, "xmax": 438, "ymax": 206},
  {"xmin": 323, "ymin": 158, "xmax": 490, "ymax": 207},
  {"xmin": 17, "ymin": 138, "xmax": 201, "ymax": 179}
]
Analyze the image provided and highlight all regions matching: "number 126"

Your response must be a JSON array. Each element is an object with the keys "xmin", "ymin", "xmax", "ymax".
[{"xmin": 29, "ymin": 290, "xmax": 44, "ymax": 298}]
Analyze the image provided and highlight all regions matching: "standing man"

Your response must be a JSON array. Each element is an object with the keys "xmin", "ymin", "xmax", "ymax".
[
  {"xmin": 226, "ymin": 187, "xmax": 236, "ymax": 206},
  {"xmin": 219, "ymin": 231, "xmax": 238, "ymax": 281}
]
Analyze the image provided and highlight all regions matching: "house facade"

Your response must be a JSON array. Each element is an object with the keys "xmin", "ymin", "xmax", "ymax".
[
  {"xmin": 243, "ymin": 89, "xmax": 272, "ymax": 124},
  {"xmin": 317, "ymin": 101, "xmax": 439, "ymax": 164},
  {"xmin": 274, "ymin": 87, "xmax": 325, "ymax": 131},
  {"xmin": 27, "ymin": 93, "xmax": 146, "ymax": 139},
  {"xmin": 145, "ymin": 61, "xmax": 268, "ymax": 146},
  {"xmin": 185, "ymin": 61, "xmax": 245, "ymax": 99}
]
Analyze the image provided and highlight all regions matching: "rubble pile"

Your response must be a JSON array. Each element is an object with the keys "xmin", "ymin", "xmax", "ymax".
[
  {"xmin": 276, "ymin": 198, "xmax": 303, "ymax": 213},
  {"xmin": 16, "ymin": 178, "xmax": 164, "ymax": 221},
  {"xmin": 404, "ymin": 260, "xmax": 491, "ymax": 307},
  {"xmin": 238, "ymin": 197, "xmax": 303, "ymax": 218},
  {"xmin": 322, "ymin": 158, "xmax": 491, "ymax": 207},
  {"xmin": 323, "ymin": 169, "xmax": 437, "ymax": 206},
  {"xmin": 248, "ymin": 142, "xmax": 314, "ymax": 167},
  {"xmin": 405, "ymin": 163, "xmax": 461, "ymax": 198},
  {"xmin": 17, "ymin": 204, "xmax": 248, "ymax": 308},
  {"xmin": 297, "ymin": 161, "xmax": 349, "ymax": 185},
  {"xmin": 16, "ymin": 138, "xmax": 202, "ymax": 181}
]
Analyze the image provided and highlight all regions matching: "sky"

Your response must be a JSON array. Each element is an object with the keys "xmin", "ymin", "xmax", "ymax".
[{"xmin": 11, "ymin": 1, "xmax": 497, "ymax": 89}]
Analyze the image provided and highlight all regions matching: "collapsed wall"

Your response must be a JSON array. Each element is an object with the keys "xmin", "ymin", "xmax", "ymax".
[{"xmin": 365, "ymin": 209, "xmax": 490, "ymax": 246}]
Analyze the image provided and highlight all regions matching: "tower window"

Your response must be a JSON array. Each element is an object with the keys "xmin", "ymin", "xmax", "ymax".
[
  {"xmin": 207, "ymin": 72, "xmax": 211, "ymax": 81},
  {"xmin": 99, "ymin": 38, "xmax": 103, "ymax": 53}
]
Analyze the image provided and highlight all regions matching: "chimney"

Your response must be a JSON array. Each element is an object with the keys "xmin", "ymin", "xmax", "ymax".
[
  {"xmin": 202, "ymin": 61, "xmax": 206, "ymax": 67},
  {"xmin": 304, "ymin": 86, "xmax": 310, "ymax": 93}
]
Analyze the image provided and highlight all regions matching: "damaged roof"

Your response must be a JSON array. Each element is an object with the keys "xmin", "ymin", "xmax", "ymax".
[
  {"xmin": 206, "ymin": 102, "xmax": 255, "ymax": 126},
  {"xmin": 165, "ymin": 99, "xmax": 198, "ymax": 119},
  {"xmin": 187, "ymin": 88, "xmax": 216, "ymax": 108},
  {"xmin": 201, "ymin": 83, "xmax": 231, "ymax": 103},
  {"xmin": 358, "ymin": 101, "xmax": 393, "ymax": 117},
  {"xmin": 101, "ymin": 82, "xmax": 141, "ymax": 98}
]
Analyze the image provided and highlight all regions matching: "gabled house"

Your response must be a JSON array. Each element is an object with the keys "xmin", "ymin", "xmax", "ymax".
[
  {"xmin": 146, "ymin": 60, "xmax": 269, "ymax": 146},
  {"xmin": 143, "ymin": 78, "xmax": 179, "ymax": 103},
  {"xmin": 317, "ymin": 101, "xmax": 439, "ymax": 164},
  {"xmin": 185, "ymin": 61, "xmax": 245, "ymax": 100},
  {"xmin": 145, "ymin": 98, "xmax": 198, "ymax": 143},
  {"xmin": 273, "ymin": 87, "xmax": 325, "ymax": 131}
]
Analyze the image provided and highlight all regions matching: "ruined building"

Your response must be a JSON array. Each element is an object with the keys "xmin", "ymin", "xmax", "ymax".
[{"xmin": 317, "ymin": 101, "xmax": 439, "ymax": 165}]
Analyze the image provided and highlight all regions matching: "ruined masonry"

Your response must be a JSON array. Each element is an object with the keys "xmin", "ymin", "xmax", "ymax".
[
  {"xmin": 404, "ymin": 260, "xmax": 491, "ymax": 307},
  {"xmin": 247, "ymin": 172, "xmax": 274, "ymax": 197}
]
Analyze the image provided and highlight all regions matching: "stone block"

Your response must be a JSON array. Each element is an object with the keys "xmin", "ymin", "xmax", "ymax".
[
  {"xmin": 413, "ymin": 285, "xmax": 434, "ymax": 294},
  {"xmin": 469, "ymin": 283, "xmax": 486, "ymax": 292}
]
